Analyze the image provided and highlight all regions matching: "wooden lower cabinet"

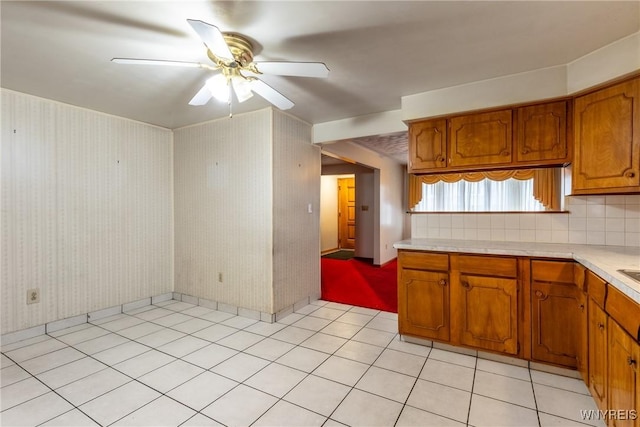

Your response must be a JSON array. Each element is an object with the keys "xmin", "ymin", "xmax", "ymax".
[
  {"xmin": 608, "ymin": 320, "xmax": 639, "ymax": 427},
  {"xmin": 531, "ymin": 281, "xmax": 586, "ymax": 368},
  {"xmin": 397, "ymin": 249, "xmax": 640, "ymax": 426},
  {"xmin": 457, "ymin": 274, "xmax": 518, "ymax": 355},
  {"xmin": 589, "ymin": 298, "xmax": 609, "ymax": 411},
  {"xmin": 398, "ymin": 268, "xmax": 450, "ymax": 341},
  {"xmin": 530, "ymin": 260, "xmax": 587, "ymax": 369},
  {"xmin": 398, "ymin": 251, "xmax": 450, "ymax": 341}
]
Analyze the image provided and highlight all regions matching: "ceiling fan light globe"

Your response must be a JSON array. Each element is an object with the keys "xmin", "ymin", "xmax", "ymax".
[
  {"xmin": 206, "ymin": 74, "xmax": 230, "ymax": 103},
  {"xmin": 232, "ymin": 76, "xmax": 253, "ymax": 103}
]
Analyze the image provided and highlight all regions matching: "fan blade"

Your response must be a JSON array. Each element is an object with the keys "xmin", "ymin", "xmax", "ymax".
[
  {"xmin": 187, "ymin": 19, "xmax": 233, "ymax": 61},
  {"xmin": 112, "ymin": 58, "xmax": 205, "ymax": 68},
  {"xmin": 253, "ymin": 61, "xmax": 329, "ymax": 78},
  {"xmin": 188, "ymin": 84, "xmax": 213, "ymax": 106},
  {"xmin": 250, "ymin": 79, "xmax": 294, "ymax": 110}
]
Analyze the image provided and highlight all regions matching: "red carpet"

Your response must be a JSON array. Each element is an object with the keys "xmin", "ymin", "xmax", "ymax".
[{"xmin": 321, "ymin": 257, "xmax": 398, "ymax": 313}]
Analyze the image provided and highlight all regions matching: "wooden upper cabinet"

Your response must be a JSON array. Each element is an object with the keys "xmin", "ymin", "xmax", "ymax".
[
  {"xmin": 408, "ymin": 119, "xmax": 447, "ymax": 172},
  {"xmin": 406, "ymin": 99, "xmax": 573, "ymax": 174},
  {"xmin": 516, "ymin": 101, "xmax": 569, "ymax": 164},
  {"xmin": 449, "ymin": 110, "xmax": 513, "ymax": 168},
  {"xmin": 573, "ymin": 76, "xmax": 640, "ymax": 194}
]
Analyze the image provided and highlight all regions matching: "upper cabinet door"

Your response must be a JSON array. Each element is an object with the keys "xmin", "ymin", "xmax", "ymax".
[
  {"xmin": 516, "ymin": 101, "xmax": 569, "ymax": 164},
  {"xmin": 449, "ymin": 110, "xmax": 513, "ymax": 167},
  {"xmin": 408, "ymin": 119, "xmax": 447, "ymax": 172},
  {"xmin": 573, "ymin": 77, "xmax": 640, "ymax": 193}
]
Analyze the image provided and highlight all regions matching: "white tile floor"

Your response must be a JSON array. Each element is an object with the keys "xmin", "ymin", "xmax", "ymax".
[{"xmin": 1, "ymin": 299, "xmax": 605, "ymax": 427}]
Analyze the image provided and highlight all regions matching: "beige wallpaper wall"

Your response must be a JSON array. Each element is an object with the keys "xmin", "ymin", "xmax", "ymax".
[
  {"xmin": 272, "ymin": 111, "xmax": 321, "ymax": 313},
  {"xmin": 173, "ymin": 109, "xmax": 274, "ymax": 313},
  {"xmin": 1, "ymin": 90, "xmax": 174, "ymax": 334}
]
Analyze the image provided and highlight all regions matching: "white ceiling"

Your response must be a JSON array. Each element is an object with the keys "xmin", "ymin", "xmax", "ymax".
[{"xmin": 2, "ymin": 1, "xmax": 639, "ymax": 141}]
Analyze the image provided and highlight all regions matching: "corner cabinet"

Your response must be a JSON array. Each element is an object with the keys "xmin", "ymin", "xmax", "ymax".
[
  {"xmin": 530, "ymin": 260, "xmax": 587, "ymax": 370},
  {"xmin": 573, "ymin": 76, "xmax": 640, "ymax": 194}
]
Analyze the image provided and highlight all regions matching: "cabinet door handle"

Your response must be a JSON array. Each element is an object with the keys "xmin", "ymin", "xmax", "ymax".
[
  {"xmin": 598, "ymin": 322, "xmax": 605, "ymax": 331},
  {"xmin": 461, "ymin": 281, "xmax": 470, "ymax": 289},
  {"xmin": 579, "ymin": 304, "xmax": 585, "ymax": 311},
  {"xmin": 627, "ymin": 356, "xmax": 636, "ymax": 366},
  {"xmin": 439, "ymin": 279, "xmax": 447, "ymax": 286},
  {"xmin": 521, "ymin": 148, "xmax": 530, "ymax": 155},
  {"xmin": 534, "ymin": 290, "xmax": 545, "ymax": 298},
  {"xmin": 625, "ymin": 171, "xmax": 636, "ymax": 178},
  {"xmin": 501, "ymin": 150, "xmax": 511, "ymax": 157}
]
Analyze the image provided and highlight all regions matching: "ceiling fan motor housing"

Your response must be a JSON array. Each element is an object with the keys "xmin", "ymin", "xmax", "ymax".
[{"xmin": 206, "ymin": 33, "xmax": 254, "ymax": 67}]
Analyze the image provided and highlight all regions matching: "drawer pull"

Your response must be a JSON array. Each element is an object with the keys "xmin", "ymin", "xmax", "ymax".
[
  {"xmin": 627, "ymin": 356, "xmax": 636, "ymax": 366},
  {"xmin": 625, "ymin": 171, "xmax": 636, "ymax": 178},
  {"xmin": 598, "ymin": 322, "xmax": 605, "ymax": 331},
  {"xmin": 439, "ymin": 279, "xmax": 447, "ymax": 286}
]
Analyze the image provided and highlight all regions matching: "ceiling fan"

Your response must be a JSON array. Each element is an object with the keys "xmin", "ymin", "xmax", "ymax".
[{"xmin": 112, "ymin": 19, "xmax": 329, "ymax": 112}]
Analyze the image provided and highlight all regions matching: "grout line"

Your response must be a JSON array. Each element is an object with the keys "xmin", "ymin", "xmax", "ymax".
[{"xmin": 3, "ymin": 300, "xmax": 602, "ymax": 427}]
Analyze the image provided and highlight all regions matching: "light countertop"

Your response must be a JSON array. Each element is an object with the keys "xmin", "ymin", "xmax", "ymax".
[{"xmin": 394, "ymin": 239, "xmax": 640, "ymax": 304}]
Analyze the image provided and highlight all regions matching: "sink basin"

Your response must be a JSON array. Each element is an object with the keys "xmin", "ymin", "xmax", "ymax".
[{"xmin": 618, "ymin": 269, "xmax": 640, "ymax": 283}]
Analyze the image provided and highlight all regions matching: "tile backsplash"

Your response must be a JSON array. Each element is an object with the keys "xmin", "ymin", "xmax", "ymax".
[{"xmin": 411, "ymin": 195, "xmax": 640, "ymax": 247}]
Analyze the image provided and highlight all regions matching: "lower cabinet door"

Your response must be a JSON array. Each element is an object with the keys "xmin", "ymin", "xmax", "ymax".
[
  {"xmin": 531, "ymin": 281, "xmax": 585, "ymax": 368},
  {"xmin": 608, "ymin": 320, "xmax": 639, "ymax": 427},
  {"xmin": 458, "ymin": 274, "xmax": 518, "ymax": 355},
  {"xmin": 589, "ymin": 298, "xmax": 608, "ymax": 411},
  {"xmin": 398, "ymin": 268, "xmax": 450, "ymax": 341}
]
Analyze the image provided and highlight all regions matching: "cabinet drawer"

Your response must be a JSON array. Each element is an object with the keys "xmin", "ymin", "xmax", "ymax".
[
  {"xmin": 399, "ymin": 251, "xmax": 449, "ymax": 272},
  {"xmin": 531, "ymin": 260, "xmax": 575, "ymax": 285},
  {"xmin": 606, "ymin": 285, "xmax": 640, "ymax": 342},
  {"xmin": 586, "ymin": 270, "xmax": 607, "ymax": 308},
  {"xmin": 457, "ymin": 255, "xmax": 517, "ymax": 278}
]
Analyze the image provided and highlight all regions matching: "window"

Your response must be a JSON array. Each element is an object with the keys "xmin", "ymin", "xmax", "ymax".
[
  {"xmin": 409, "ymin": 168, "xmax": 561, "ymax": 212},
  {"xmin": 414, "ymin": 178, "xmax": 544, "ymax": 212}
]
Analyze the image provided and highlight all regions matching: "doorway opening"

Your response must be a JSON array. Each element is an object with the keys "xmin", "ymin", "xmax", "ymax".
[{"xmin": 320, "ymin": 174, "xmax": 355, "ymax": 256}]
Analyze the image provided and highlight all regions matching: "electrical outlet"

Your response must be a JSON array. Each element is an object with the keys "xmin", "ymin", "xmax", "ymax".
[
  {"xmin": 27, "ymin": 288, "xmax": 40, "ymax": 304},
  {"xmin": 218, "ymin": 272, "xmax": 223, "ymax": 283}
]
